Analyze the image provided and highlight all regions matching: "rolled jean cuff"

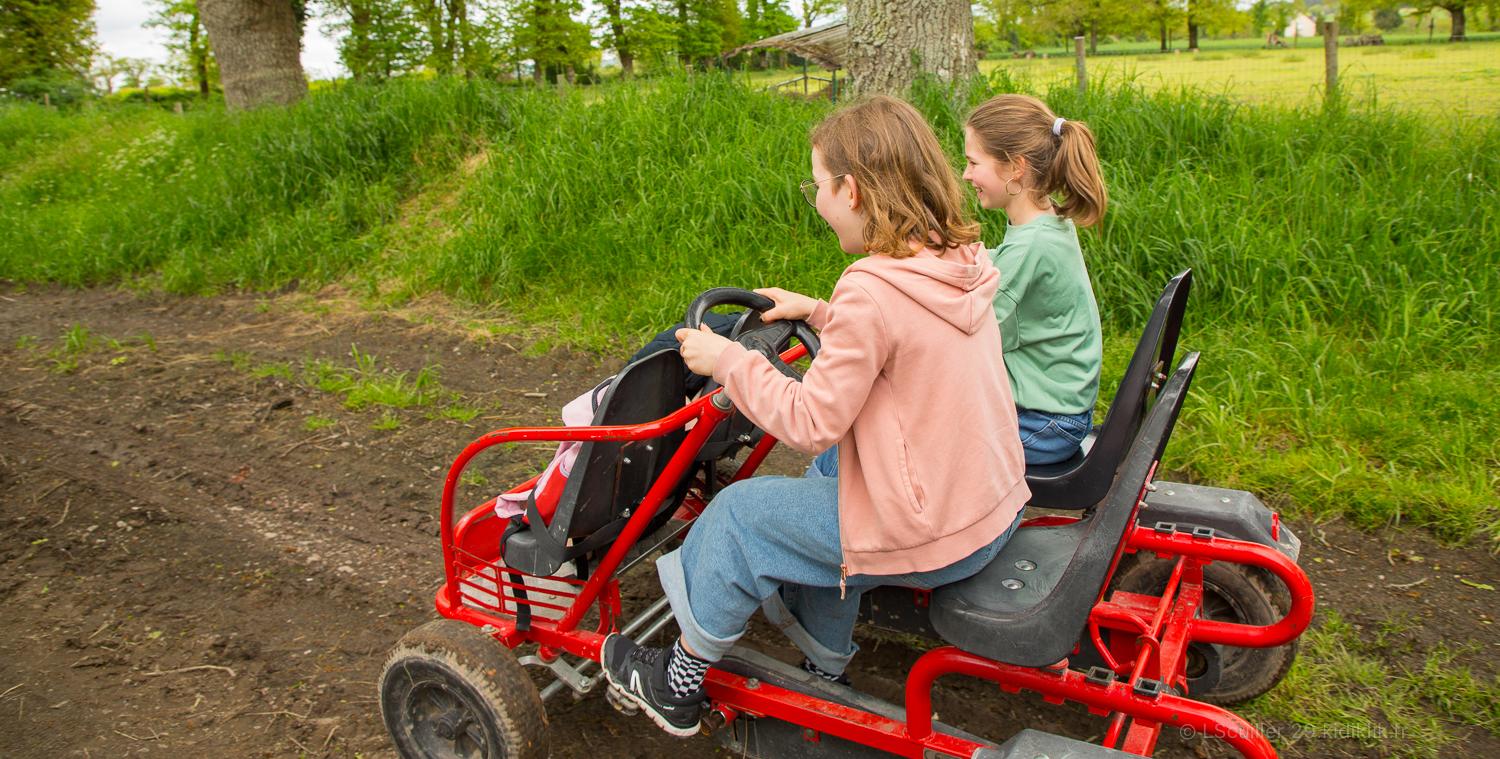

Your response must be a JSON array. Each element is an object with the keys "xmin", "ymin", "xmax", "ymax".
[
  {"xmin": 656, "ymin": 548, "xmax": 742, "ymax": 662},
  {"xmin": 761, "ymin": 591, "xmax": 858, "ymax": 674}
]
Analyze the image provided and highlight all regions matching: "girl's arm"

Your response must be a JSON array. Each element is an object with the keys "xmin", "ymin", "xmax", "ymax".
[
  {"xmin": 991, "ymin": 243, "xmax": 1042, "ymax": 353},
  {"xmin": 712, "ymin": 277, "xmax": 889, "ymax": 455}
]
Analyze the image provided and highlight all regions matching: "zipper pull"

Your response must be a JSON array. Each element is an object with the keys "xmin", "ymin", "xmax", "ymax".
[{"xmin": 839, "ymin": 564, "xmax": 848, "ymax": 600}]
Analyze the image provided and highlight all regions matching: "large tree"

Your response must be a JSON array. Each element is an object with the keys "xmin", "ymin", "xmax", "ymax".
[
  {"xmin": 515, "ymin": 0, "xmax": 592, "ymax": 83},
  {"xmin": 845, "ymin": 0, "xmax": 976, "ymax": 96},
  {"xmin": 799, "ymin": 0, "xmax": 841, "ymax": 28},
  {"xmin": 1185, "ymin": 0, "xmax": 1239, "ymax": 50},
  {"xmin": 149, "ymin": 0, "xmax": 217, "ymax": 96},
  {"xmin": 198, "ymin": 0, "xmax": 307, "ymax": 109},
  {"xmin": 325, "ymin": 0, "xmax": 424, "ymax": 81},
  {"xmin": 0, "ymin": 0, "xmax": 97, "ymax": 86},
  {"xmin": 1419, "ymin": 1, "xmax": 1470, "ymax": 40},
  {"xmin": 598, "ymin": 0, "xmax": 635, "ymax": 76}
]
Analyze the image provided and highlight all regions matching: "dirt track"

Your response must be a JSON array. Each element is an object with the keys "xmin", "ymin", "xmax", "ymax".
[{"xmin": 2, "ymin": 285, "xmax": 1496, "ymax": 758}]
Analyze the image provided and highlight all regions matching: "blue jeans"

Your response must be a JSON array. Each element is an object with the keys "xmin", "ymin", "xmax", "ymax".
[
  {"xmin": 656, "ymin": 465, "xmax": 1019, "ymax": 675},
  {"xmin": 1016, "ymin": 408, "xmax": 1092, "ymax": 465}
]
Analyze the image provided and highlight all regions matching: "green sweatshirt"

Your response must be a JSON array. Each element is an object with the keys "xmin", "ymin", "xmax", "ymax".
[{"xmin": 989, "ymin": 214, "xmax": 1102, "ymax": 415}]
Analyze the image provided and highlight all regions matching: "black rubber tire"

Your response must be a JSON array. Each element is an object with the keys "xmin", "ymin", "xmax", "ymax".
[
  {"xmin": 1109, "ymin": 556, "xmax": 1297, "ymax": 706},
  {"xmin": 380, "ymin": 619, "xmax": 548, "ymax": 759}
]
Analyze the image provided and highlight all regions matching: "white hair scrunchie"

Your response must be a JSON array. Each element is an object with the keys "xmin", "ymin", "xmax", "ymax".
[{"xmin": 1052, "ymin": 117, "xmax": 1066, "ymax": 137}]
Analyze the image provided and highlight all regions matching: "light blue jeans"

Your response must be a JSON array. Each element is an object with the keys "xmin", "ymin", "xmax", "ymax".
[{"xmin": 656, "ymin": 453, "xmax": 1019, "ymax": 675}]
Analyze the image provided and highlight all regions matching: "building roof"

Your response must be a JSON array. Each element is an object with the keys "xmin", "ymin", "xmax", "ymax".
[{"xmin": 725, "ymin": 21, "xmax": 848, "ymax": 69}]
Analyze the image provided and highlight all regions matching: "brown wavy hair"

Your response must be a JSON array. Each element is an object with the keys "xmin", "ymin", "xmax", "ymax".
[
  {"xmin": 810, "ymin": 95, "xmax": 981, "ymax": 258},
  {"xmin": 966, "ymin": 94, "xmax": 1108, "ymax": 227}
]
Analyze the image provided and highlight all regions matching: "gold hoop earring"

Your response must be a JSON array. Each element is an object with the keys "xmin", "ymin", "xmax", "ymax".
[{"xmin": 1005, "ymin": 178, "xmax": 1024, "ymax": 196}]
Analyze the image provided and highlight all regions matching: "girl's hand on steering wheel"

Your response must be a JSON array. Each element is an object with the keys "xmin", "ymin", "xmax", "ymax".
[
  {"xmin": 753, "ymin": 288, "xmax": 818, "ymax": 323},
  {"xmin": 675, "ymin": 324, "xmax": 733, "ymax": 377}
]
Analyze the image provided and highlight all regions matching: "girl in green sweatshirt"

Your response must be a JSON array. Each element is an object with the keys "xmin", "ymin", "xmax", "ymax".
[{"xmin": 961, "ymin": 94, "xmax": 1108, "ymax": 465}]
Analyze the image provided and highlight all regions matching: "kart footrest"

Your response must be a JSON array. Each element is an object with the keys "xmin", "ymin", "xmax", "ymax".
[
  {"xmin": 976, "ymin": 729, "xmax": 1138, "ymax": 758},
  {"xmin": 712, "ymin": 646, "xmax": 994, "ymax": 750}
]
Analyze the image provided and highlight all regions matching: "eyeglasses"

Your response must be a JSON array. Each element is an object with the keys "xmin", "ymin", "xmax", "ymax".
[{"xmin": 799, "ymin": 174, "xmax": 847, "ymax": 208}]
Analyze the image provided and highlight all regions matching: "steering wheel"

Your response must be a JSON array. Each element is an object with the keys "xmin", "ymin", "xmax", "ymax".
[{"xmin": 684, "ymin": 288, "xmax": 821, "ymax": 382}]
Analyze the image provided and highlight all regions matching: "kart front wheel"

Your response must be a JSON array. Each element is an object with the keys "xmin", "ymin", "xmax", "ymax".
[
  {"xmin": 381, "ymin": 619, "xmax": 548, "ymax": 759},
  {"xmin": 1110, "ymin": 557, "xmax": 1297, "ymax": 705}
]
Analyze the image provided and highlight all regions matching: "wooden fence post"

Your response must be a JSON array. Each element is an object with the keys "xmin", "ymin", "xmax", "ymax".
[
  {"xmin": 1323, "ymin": 20, "xmax": 1339, "ymax": 105},
  {"xmin": 1074, "ymin": 36, "xmax": 1087, "ymax": 95}
]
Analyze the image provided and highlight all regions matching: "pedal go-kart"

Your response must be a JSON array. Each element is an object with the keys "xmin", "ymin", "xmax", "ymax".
[{"xmin": 379, "ymin": 269, "xmax": 1314, "ymax": 759}]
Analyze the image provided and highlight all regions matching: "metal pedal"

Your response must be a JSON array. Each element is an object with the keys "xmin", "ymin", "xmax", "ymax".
[{"xmin": 606, "ymin": 684, "xmax": 640, "ymax": 716}]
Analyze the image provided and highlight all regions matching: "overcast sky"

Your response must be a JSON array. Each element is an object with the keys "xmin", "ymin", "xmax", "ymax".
[
  {"xmin": 96, "ymin": 2, "xmax": 355, "ymax": 80},
  {"xmin": 94, "ymin": 1, "xmax": 830, "ymax": 83}
]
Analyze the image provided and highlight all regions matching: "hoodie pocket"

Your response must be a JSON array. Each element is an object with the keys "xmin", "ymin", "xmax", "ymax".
[{"xmin": 894, "ymin": 438, "xmax": 927, "ymax": 513}]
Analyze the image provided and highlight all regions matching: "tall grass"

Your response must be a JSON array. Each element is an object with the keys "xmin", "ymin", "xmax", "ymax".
[
  {"xmin": 1, "ymin": 74, "xmax": 1495, "ymax": 543},
  {"xmin": 0, "ymin": 77, "xmax": 509, "ymax": 289}
]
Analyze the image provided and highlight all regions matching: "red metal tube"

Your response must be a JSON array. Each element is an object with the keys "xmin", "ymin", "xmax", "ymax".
[
  {"xmin": 904, "ymin": 647, "xmax": 1277, "ymax": 759},
  {"xmin": 1124, "ymin": 528, "xmax": 1314, "ymax": 648},
  {"xmin": 555, "ymin": 400, "xmax": 732, "ymax": 632}
]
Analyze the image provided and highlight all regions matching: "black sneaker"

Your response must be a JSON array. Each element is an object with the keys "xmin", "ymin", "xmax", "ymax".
[
  {"xmin": 601, "ymin": 634, "xmax": 705, "ymax": 737},
  {"xmin": 802, "ymin": 658, "xmax": 852, "ymax": 687}
]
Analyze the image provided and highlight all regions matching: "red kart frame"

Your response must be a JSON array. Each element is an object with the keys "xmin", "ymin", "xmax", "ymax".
[{"xmin": 432, "ymin": 345, "xmax": 1314, "ymax": 759}]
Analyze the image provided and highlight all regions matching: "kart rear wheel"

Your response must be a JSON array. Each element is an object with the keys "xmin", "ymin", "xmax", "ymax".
[
  {"xmin": 1110, "ymin": 557, "xmax": 1297, "ymax": 705},
  {"xmin": 381, "ymin": 619, "xmax": 548, "ymax": 759}
]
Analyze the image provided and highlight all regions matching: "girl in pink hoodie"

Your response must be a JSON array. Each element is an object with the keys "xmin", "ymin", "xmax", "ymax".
[{"xmin": 602, "ymin": 95, "xmax": 1030, "ymax": 737}]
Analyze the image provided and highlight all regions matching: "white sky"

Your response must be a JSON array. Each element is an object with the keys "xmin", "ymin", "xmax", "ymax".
[
  {"xmin": 95, "ymin": 1, "xmax": 348, "ymax": 81},
  {"xmin": 94, "ymin": 1, "xmax": 832, "ymax": 83}
]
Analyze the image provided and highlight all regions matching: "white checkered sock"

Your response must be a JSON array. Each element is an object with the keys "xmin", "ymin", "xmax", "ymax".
[
  {"xmin": 802, "ymin": 657, "xmax": 843, "ymax": 682},
  {"xmin": 666, "ymin": 640, "xmax": 710, "ymax": 700}
]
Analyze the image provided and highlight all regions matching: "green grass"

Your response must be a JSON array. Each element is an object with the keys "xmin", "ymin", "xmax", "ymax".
[
  {"xmin": 743, "ymin": 38, "xmax": 1500, "ymax": 118},
  {"xmin": 302, "ymin": 414, "xmax": 338, "ymax": 431},
  {"xmin": 435, "ymin": 404, "xmax": 482, "ymax": 423},
  {"xmin": 976, "ymin": 38, "xmax": 1500, "ymax": 118},
  {"xmin": 3, "ymin": 73, "xmax": 1497, "ymax": 546},
  {"xmin": 216, "ymin": 344, "xmax": 447, "ymax": 411},
  {"xmin": 1248, "ymin": 612, "xmax": 1500, "ymax": 757}
]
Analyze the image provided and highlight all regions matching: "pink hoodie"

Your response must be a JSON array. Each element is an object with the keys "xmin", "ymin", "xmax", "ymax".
[{"xmin": 712, "ymin": 243, "xmax": 1030, "ymax": 578}]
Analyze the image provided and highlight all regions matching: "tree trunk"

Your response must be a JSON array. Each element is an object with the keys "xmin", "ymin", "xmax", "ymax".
[
  {"xmin": 845, "ymin": 0, "xmax": 977, "ymax": 97},
  {"xmin": 1089, "ymin": 21, "xmax": 1098, "ymax": 55},
  {"xmin": 190, "ymin": 8, "xmax": 211, "ymax": 97},
  {"xmin": 1449, "ymin": 5, "xmax": 1467, "ymax": 40},
  {"xmin": 1189, "ymin": 21, "xmax": 1200, "ymax": 50},
  {"xmin": 676, "ymin": 1, "xmax": 690, "ymax": 65},
  {"xmin": 1160, "ymin": 17, "xmax": 1169, "ymax": 51},
  {"xmin": 602, "ymin": 0, "xmax": 633, "ymax": 77},
  {"xmin": 199, "ymin": 0, "xmax": 306, "ymax": 110}
]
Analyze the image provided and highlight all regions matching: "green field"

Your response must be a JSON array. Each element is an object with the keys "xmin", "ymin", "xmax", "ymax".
[
  {"xmin": 745, "ymin": 38, "xmax": 1500, "ymax": 119},
  {"xmin": 980, "ymin": 39, "xmax": 1500, "ymax": 118},
  {"xmin": 1, "ymin": 75, "xmax": 1497, "ymax": 549}
]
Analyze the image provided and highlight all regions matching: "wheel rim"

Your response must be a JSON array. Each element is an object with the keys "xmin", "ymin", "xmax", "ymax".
[
  {"xmin": 1199, "ymin": 580, "xmax": 1253, "ymax": 671},
  {"xmin": 405, "ymin": 681, "xmax": 497, "ymax": 759}
]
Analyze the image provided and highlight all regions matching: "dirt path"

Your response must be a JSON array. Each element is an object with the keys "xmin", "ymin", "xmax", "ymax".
[{"xmin": 2, "ymin": 285, "xmax": 1495, "ymax": 758}]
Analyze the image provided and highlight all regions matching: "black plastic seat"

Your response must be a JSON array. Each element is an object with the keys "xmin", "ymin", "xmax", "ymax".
[
  {"xmin": 1023, "ymin": 270, "xmax": 1192, "ymax": 510},
  {"xmin": 929, "ymin": 353, "xmax": 1200, "ymax": 668},
  {"xmin": 503, "ymin": 349, "xmax": 688, "ymax": 576}
]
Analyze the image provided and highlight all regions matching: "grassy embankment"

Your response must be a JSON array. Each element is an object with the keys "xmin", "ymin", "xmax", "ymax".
[{"xmin": 4, "ymin": 73, "xmax": 1493, "ymax": 544}]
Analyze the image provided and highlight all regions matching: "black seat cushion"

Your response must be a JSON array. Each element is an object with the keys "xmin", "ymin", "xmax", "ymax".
[{"xmin": 928, "ymin": 521, "xmax": 1090, "ymax": 667}]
